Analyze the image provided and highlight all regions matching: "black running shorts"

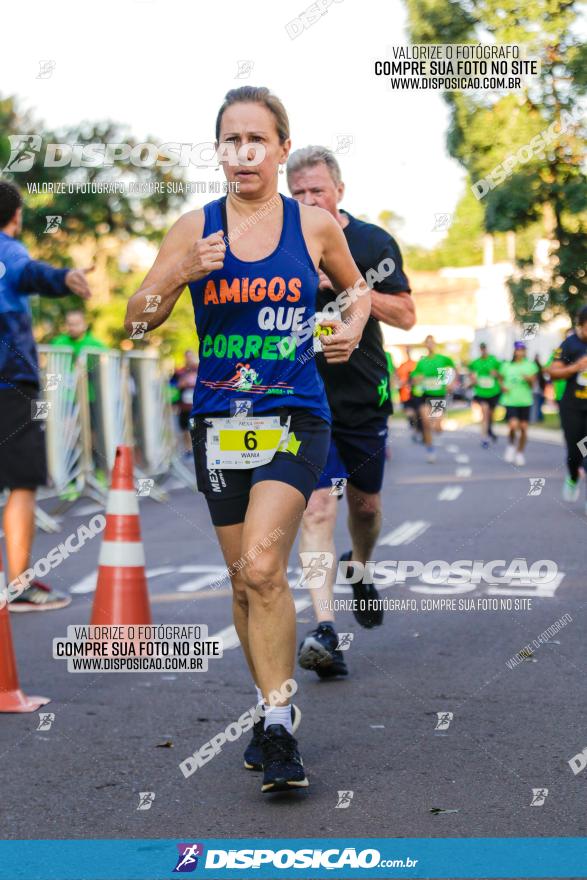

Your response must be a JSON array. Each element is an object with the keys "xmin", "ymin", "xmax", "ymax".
[
  {"xmin": 191, "ymin": 409, "xmax": 330, "ymax": 526},
  {"xmin": 0, "ymin": 383, "xmax": 48, "ymax": 490}
]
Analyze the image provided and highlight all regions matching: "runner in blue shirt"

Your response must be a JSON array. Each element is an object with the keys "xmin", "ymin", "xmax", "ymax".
[
  {"xmin": 0, "ymin": 180, "xmax": 92, "ymax": 612},
  {"xmin": 125, "ymin": 87, "xmax": 372, "ymax": 794}
]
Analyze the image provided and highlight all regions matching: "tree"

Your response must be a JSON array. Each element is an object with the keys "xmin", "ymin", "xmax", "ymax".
[
  {"xmin": 404, "ymin": 0, "xmax": 587, "ymax": 322},
  {"xmin": 0, "ymin": 93, "xmax": 192, "ymax": 343}
]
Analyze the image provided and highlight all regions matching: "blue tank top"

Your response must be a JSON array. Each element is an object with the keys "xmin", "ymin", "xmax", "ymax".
[{"xmin": 188, "ymin": 194, "xmax": 330, "ymax": 422}]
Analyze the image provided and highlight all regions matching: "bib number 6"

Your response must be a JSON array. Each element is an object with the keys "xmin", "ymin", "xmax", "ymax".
[{"xmin": 244, "ymin": 430, "xmax": 257, "ymax": 450}]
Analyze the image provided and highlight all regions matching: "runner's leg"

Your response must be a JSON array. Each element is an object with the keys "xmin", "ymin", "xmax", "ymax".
[
  {"xmin": 487, "ymin": 400, "xmax": 497, "ymax": 438},
  {"xmin": 518, "ymin": 421, "xmax": 528, "ymax": 452},
  {"xmin": 299, "ymin": 489, "xmax": 338, "ymax": 623},
  {"xmin": 480, "ymin": 401, "xmax": 490, "ymax": 439},
  {"xmin": 559, "ymin": 404, "xmax": 584, "ymax": 482},
  {"xmin": 215, "ymin": 522, "xmax": 258, "ymax": 683},
  {"xmin": 346, "ymin": 485, "xmax": 381, "ymax": 565},
  {"xmin": 420, "ymin": 405, "xmax": 433, "ymax": 448},
  {"xmin": 3, "ymin": 489, "xmax": 35, "ymax": 586},
  {"xmin": 241, "ymin": 480, "xmax": 306, "ymax": 704}
]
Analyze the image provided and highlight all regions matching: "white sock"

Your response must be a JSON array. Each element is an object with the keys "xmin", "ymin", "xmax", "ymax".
[
  {"xmin": 264, "ymin": 704, "xmax": 292, "ymax": 734},
  {"xmin": 255, "ymin": 686, "xmax": 263, "ymax": 706}
]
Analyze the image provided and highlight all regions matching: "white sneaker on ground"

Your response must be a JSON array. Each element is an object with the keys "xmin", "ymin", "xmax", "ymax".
[
  {"xmin": 514, "ymin": 451, "xmax": 525, "ymax": 466},
  {"xmin": 504, "ymin": 444, "xmax": 516, "ymax": 463}
]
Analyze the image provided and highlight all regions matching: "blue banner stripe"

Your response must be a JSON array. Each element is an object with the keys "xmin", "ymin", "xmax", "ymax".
[{"xmin": 1, "ymin": 838, "xmax": 587, "ymax": 879}]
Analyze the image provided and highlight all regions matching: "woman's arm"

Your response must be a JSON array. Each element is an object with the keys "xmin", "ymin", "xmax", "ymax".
[{"xmin": 124, "ymin": 210, "xmax": 225, "ymax": 335}]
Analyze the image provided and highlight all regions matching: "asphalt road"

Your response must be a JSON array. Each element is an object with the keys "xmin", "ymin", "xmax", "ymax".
[{"xmin": 2, "ymin": 420, "xmax": 585, "ymax": 849}]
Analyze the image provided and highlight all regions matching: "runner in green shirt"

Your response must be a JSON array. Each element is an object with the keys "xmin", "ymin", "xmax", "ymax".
[
  {"xmin": 499, "ymin": 341, "xmax": 539, "ymax": 466},
  {"xmin": 410, "ymin": 335, "xmax": 456, "ymax": 462},
  {"xmin": 468, "ymin": 342, "xmax": 501, "ymax": 448},
  {"xmin": 51, "ymin": 309, "xmax": 107, "ymax": 356},
  {"xmin": 51, "ymin": 309, "xmax": 108, "ymax": 497}
]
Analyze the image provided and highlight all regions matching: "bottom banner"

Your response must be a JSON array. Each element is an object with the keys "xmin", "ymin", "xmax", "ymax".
[{"xmin": 1, "ymin": 838, "xmax": 587, "ymax": 879}]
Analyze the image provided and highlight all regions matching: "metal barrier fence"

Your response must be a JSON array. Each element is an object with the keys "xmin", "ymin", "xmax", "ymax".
[{"xmin": 32, "ymin": 346, "xmax": 196, "ymax": 531}]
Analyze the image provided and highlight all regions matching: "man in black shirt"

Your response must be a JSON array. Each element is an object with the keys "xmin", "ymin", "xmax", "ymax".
[
  {"xmin": 288, "ymin": 147, "xmax": 415, "ymax": 677},
  {"xmin": 549, "ymin": 304, "xmax": 587, "ymax": 509}
]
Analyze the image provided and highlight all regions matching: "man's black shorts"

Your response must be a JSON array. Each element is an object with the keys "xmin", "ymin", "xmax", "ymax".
[
  {"xmin": 474, "ymin": 393, "xmax": 501, "ymax": 409},
  {"xmin": 316, "ymin": 418, "xmax": 389, "ymax": 495},
  {"xmin": 0, "ymin": 383, "xmax": 47, "ymax": 490},
  {"xmin": 191, "ymin": 409, "xmax": 330, "ymax": 527}
]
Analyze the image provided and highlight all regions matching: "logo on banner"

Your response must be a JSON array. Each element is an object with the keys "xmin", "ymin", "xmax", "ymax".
[{"xmin": 173, "ymin": 843, "xmax": 204, "ymax": 873}]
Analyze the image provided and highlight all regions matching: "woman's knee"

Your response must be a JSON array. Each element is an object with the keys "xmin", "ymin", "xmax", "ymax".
[{"xmin": 242, "ymin": 553, "xmax": 287, "ymax": 599}]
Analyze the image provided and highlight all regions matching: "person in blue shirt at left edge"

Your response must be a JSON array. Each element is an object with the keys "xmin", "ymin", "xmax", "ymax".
[{"xmin": 0, "ymin": 180, "xmax": 92, "ymax": 611}]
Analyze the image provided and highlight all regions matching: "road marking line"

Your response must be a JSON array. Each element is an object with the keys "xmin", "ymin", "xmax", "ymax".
[
  {"xmin": 379, "ymin": 521, "xmax": 430, "ymax": 546},
  {"xmin": 69, "ymin": 565, "xmax": 176, "ymax": 594},
  {"xmin": 455, "ymin": 454, "xmax": 470, "ymax": 463},
  {"xmin": 486, "ymin": 573, "xmax": 565, "ymax": 598},
  {"xmin": 437, "ymin": 486, "xmax": 463, "ymax": 501},
  {"xmin": 176, "ymin": 565, "xmax": 229, "ymax": 592},
  {"xmin": 446, "ymin": 445, "xmax": 459, "ymax": 454},
  {"xmin": 456, "ymin": 467, "xmax": 472, "ymax": 477}
]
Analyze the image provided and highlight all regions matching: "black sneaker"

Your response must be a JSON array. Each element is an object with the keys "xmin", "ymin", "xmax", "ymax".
[
  {"xmin": 298, "ymin": 624, "xmax": 348, "ymax": 678},
  {"xmin": 9, "ymin": 580, "xmax": 72, "ymax": 613},
  {"xmin": 243, "ymin": 704, "xmax": 301, "ymax": 771},
  {"xmin": 316, "ymin": 649, "xmax": 348, "ymax": 678},
  {"xmin": 340, "ymin": 550, "xmax": 384, "ymax": 629},
  {"xmin": 261, "ymin": 724, "xmax": 309, "ymax": 793}
]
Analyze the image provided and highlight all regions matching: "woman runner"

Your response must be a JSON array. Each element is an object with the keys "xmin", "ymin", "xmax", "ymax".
[
  {"xmin": 499, "ymin": 341, "xmax": 538, "ymax": 467},
  {"xmin": 125, "ymin": 86, "xmax": 371, "ymax": 794}
]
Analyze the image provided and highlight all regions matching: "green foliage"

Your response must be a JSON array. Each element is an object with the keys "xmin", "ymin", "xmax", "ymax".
[
  {"xmin": 404, "ymin": 0, "xmax": 587, "ymax": 321},
  {"xmin": 1, "ymin": 93, "xmax": 192, "ymax": 352},
  {"xmin": 405, "ymin": 188, "xmax": 485, "ymax": 268}
]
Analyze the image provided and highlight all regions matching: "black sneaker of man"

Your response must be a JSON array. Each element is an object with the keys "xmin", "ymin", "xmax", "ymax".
[
  {"xmin": 298, "ymin": 623, "xmax": 348, "ymax": 678},
  {"xmin": 261, "ymin": 724, "xmax": 309, "ymax": 793},
  {"xmin": 9, "ymin": 580, "xmax": 72, "ymax": 612},
  {"xmin": 316, "ymin": 649, "xmax": 349, "ymax": 679},
  {"xmin": 340, "ymin": 550, "xmax": 384, "ymax": 628},
  {"xmin": 243, "ymin": 704, "xmax": 301, "ymax": 771}
]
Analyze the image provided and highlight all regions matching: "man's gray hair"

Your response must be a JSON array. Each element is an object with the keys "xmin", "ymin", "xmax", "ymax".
[{"xmin": 286, "ymin": 146, "xmax": 342, "ymax": 186}]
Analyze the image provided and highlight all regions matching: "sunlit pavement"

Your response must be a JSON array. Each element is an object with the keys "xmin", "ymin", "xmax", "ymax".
[{"xmin": 2, "ymin": 421, "xmax": 585, "ymax": 838}]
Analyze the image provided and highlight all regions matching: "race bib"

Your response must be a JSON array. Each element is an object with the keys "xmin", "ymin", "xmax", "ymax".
[
  {"xmin": 206, "ymin": 416, "xmax": 291, "ymax": 470},
  {"xmin": 477, "ymin": 376, "xmax": 494, "ymax": 389},
  {"xmin": 577, "ymin": 370, "xmax": 587, "ymax": 387},
  {"xmin": 181, "ymin": 389, "xmax": 194, "ymax": 405},
  {"xmin": 423, "ymin": 377, "xmax": 441, "ymax": 391}
]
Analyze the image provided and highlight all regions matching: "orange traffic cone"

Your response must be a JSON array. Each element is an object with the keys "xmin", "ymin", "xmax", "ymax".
[
  {"xmin": 0, "ymin": 550, "xmax": 50, "ymax": 712},
  {"xmin": 90, "ymin": 446, "xmax": 152, "ymax": 625}
]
